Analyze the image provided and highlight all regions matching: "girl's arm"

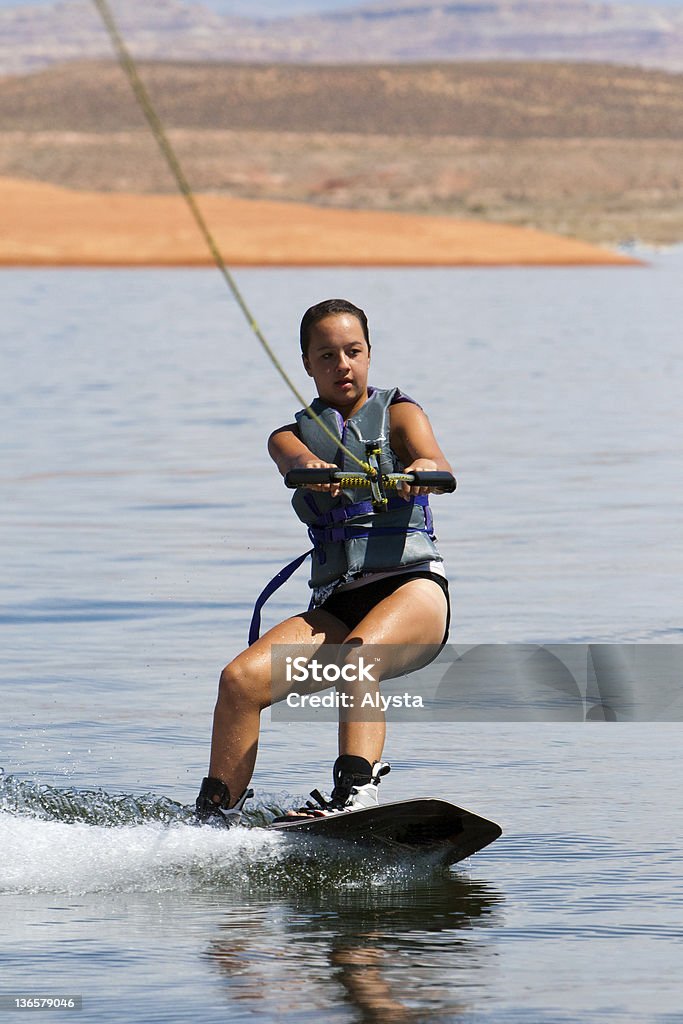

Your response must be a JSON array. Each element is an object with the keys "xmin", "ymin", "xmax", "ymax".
[
  {"xmin": 268, "ymin": 424, "xmax": 341, "ymax": 495},
  {"xmin": 389, "ymin": 402, "xmax": 453, "ymax": 497}
]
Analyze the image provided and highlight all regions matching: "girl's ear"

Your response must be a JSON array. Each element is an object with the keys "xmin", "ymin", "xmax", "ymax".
[{"xmin": 302, "ymin": 352, "xmax": 313, "ymax": 377}]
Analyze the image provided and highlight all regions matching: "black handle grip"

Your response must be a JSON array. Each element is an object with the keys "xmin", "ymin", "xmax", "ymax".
[
  {"xmin": 285, "ymin": 468, "xmax": 337, "ymax": 487},
  {"xmin": 407, "ymin": 471, "xmax": 457, "ymax": 492}
]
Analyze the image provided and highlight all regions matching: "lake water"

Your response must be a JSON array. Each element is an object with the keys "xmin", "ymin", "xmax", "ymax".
[{"xmin": 1, "ymin": 255, "xmax": 682, "ymax": 1022}]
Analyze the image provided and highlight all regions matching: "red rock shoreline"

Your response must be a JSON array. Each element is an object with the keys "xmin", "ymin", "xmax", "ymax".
[{"xmin": 0, "ymin": 178, "xmax": 640, "ymax": 267}]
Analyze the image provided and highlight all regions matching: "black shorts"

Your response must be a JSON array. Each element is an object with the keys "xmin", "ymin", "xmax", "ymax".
[{"xmin": 318, "ymin": 571, "xmax": 450, "ymax": 645}]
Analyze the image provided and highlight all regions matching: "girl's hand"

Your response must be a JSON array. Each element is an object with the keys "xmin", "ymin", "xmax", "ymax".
[
  {"xmin": 296, "ymin": 460, "xmax": 342, "ymax": 498},
  {"xmin": 399, "ymin": 459, "xmax": 438, "ymax": 500}
]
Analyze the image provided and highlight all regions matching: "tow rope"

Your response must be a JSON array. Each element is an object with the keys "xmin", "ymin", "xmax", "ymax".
[{"xmin": 91, "ymin": 0, "xmax": 373, "ymax": 475}]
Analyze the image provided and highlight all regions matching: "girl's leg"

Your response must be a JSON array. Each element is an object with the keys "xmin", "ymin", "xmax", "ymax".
[
  {"xmin": 208, "ymin": 610, "xmax": 348, "ymax": 805},
  {"xmin": 280, "ymin": 578, "xmax": 449, "ymax": 817},
  {"xmin": 336, "ymin": 577, "xmax": 448, "ymax": 763}
]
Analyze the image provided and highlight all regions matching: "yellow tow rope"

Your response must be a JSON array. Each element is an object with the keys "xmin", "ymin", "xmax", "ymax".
[{"xmin": 91, "ymin": 0, "xmax": 373, "ymax": 475}]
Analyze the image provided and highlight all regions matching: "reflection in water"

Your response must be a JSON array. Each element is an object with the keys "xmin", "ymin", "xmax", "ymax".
[{"xmin": 208, "ymin": 873, "xmax": 504, "ymax": 1022}]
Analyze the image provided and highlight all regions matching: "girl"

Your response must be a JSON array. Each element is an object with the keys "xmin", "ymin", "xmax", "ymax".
[{"xmin": 196, "ymin": 298, "xmax": 452, "ymax": 824}]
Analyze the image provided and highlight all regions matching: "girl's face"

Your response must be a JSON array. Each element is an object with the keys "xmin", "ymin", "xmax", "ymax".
[{"xmin": 303, "ymin": 313, "xmax": 371, "ymax": 415}]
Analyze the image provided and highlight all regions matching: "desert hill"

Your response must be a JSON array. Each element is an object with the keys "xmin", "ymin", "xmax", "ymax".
[{"xmin": 1, "ymin": 60, "xmax": 682, "ymax": 139}]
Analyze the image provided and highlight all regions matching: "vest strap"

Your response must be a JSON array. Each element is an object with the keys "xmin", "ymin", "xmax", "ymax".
[
  {"xmin": 248, "ymin": 549, "xmax": 312, "ymax": 646},
  {"xmin": 307, "ymin": 493, "xmax": 434, "ymax": 549}
]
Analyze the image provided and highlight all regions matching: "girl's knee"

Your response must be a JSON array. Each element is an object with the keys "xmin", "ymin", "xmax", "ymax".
[
  {"xmin": 217, "ymin": 657, "xmax": 267, "ymax": 710},
  {"xmin": 218, "ymin": 660, "xmax": 245, "ymax": 702}
]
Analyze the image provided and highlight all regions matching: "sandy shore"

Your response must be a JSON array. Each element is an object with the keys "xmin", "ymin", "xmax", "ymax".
[{"xmin": 0, "ymin": 177, "xmax": 639, "ymax": 267}]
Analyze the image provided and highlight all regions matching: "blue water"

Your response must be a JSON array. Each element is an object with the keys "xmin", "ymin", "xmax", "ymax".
[{"xmin": 2, "ymin": 256, "xmax": 683, "ymax": 1021}]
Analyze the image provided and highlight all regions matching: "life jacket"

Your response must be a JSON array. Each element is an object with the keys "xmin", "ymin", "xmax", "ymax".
[{"xmin": 291, "ymin": 387, "xmax": 441, "ymax": 589}]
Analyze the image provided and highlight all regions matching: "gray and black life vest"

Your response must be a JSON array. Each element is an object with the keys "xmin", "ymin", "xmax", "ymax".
[{"xmin": 292, "ymin": 387, "xmax": 442, "ymax": 588}]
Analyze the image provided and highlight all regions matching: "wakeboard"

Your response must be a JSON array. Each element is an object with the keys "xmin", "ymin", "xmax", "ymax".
[{"xmin": 267, "ymin": 799, "xmax": 501, "ymax": 866}]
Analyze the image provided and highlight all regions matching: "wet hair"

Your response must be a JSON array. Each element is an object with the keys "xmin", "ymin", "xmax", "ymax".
[{"xmin": 299, "ymin": 299, "xmax": 370, "ymax": 357}]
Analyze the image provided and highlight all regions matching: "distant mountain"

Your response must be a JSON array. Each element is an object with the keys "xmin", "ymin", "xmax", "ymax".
[
  {"xmin": 3, "ymin": 59, "xmax": 681, "ymax": 137},
  {"xmin": 0, "ymin": 0, "xmax": 682, "ymax": 75}
]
